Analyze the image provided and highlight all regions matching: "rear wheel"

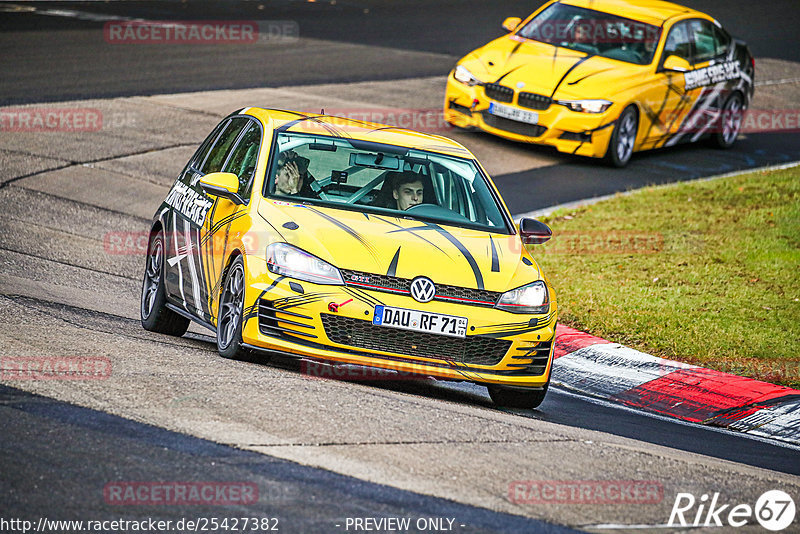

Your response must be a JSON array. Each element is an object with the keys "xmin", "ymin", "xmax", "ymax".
[
  {"xmin": 141, "ymin": 230, "xmax": 190, "ymax": 336},
  {"xmin": 605, "ymin": 106, "xmax": 638, "ymax": 167},
  {"xmin": 217, "ymin": 256, "xmax": 262, "ymax": 362},
  {"xmin": 488, "ymin": 381, "xmax": 549, "ymax": 409},
  {"xmin": 709, "ymin": 92, "xmax": 743, "ymax": 149}
]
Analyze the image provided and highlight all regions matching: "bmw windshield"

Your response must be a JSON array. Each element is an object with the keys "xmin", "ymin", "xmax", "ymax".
[
  {"xmin": 265, "ymin": 132, "xmax": 514, "ymax": 234},
  {"xmin": 517, "ymin": 3, "xmax": 661, "ymax": 65}
]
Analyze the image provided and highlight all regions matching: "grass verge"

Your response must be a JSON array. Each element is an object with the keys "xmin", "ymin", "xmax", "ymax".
[{"xmin": 535, "ymin": 165, "xmax": 800, "ymax": 388}]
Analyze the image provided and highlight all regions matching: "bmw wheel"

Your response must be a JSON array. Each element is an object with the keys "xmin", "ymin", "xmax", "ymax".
[
  {"xmin": 141, "ymin": 229, "xmax": 190, "ymax": 336},
  {"xmin": 217, "ymin": 256, "xmax": 260, "ymax": 361},
  {"xmin": 605, "ymin": 106, "xmax": 638, "ymax": 168},
  {"xmin": 710, "ymin": 92, "xmax": 743, "ymax": 149}
]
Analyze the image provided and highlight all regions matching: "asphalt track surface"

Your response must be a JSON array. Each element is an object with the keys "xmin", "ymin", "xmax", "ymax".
[
  {"xmin": 2, "ymin": 0, "xmax": 799, "ymax": 103},
  {"xmin": 2, "ymin": 1, "xmax": 800, "ymax": 532},
  {"xmin": 2, "ymin": 0, "xmax": 800, "ymax": 209}
]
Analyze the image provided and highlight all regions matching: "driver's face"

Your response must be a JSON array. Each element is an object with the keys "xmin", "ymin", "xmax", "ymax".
[
  {"xmin": 393, "ymin": 180, "xmax": 424, "ymax": 210},
  {"xmin": 574, "ymin": 24, "xmax": 591, "ymax": 43}
]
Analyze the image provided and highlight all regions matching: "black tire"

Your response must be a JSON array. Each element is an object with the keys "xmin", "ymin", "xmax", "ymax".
[
  {"xmin": 488, "ymin": 381, "xmax": 549, "ymax": 409},
  {"xmin": 605, "ymin": 105, "xmax": 638, "ymax": 168},
  {"xmin": 141, "ymin": 229, "xmax": 190, "ymax": 336},
  {"xmin": 709, "ymin": 92, "xmax": 744, "ymax": 149},
  {"xmin": 217, "ymin": 256, "xmax": 262, "ymax": 362}
]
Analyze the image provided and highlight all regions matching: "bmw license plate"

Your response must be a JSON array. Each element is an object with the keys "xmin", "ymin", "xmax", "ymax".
[
  {"xmin": 489, "ymin": 102, "xmax": 539, "ymax": 124},
  {"xmin": 372, "ymin": 305, "xmax": 468, "ymax": 338}
]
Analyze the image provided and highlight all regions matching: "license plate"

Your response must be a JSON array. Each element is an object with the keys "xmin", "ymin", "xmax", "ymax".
[
  {"xmin": 489, "ymin": 102, "xmax": 539, "ymax": 124},
  {"xmin": 372, "ymin": 305, "xmax": 468, "ymax": 338}
]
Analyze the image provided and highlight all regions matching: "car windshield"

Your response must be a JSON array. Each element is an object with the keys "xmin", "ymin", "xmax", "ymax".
[
  {"xmin": 517, "ymin": 3, "xmax": 661, "ymax": 65},
  {"xmin": 265, "ymin": 132, "xmax": 513, "ymax": 234}
]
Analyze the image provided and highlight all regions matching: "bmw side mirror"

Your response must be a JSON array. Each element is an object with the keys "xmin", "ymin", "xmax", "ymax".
[
  {"xmin": 199, "ymin": 172, "xmax": 245, "ymax": 205},
  {"xmin": 662, "ymin": 55, "xmax": 692, "ymax": 73},
  {"xmin": 502, "ymin": 16, "xmax": 522, "ymax": 32},
  {"xmin": 519, "ymin": 218, "xmax": 552, "ymax": 245}
]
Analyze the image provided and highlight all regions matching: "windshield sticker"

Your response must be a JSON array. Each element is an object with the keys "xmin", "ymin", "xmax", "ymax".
[
  {"xmin": 164, "ymin": 181, "xmax": 213, "ymax": 226},
  {"xmin": 684, "ymin": 61, "xmax": 740, "ymax": 91}
]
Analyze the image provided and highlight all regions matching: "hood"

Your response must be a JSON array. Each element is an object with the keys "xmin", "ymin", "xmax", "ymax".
[
  {"xmin": 258, "ymin": 200, "xmax": 542, "ymax": 292},
  {"xmin": 461, "ymin": 35, "xmax": 646, "ymax": 99}
]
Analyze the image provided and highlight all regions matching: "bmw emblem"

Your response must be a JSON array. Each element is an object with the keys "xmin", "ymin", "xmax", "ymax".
[
  {"xmin": 516, "ymin": 81, "xmax": 525, "ymax": 89},
  {"xmin": 410, "ymin": 277, "xmax": 436, "ymax": 303}
]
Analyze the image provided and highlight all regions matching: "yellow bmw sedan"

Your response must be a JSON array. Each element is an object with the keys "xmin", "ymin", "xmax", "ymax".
[
  {"xmin": 444, "ymin": 0, "xmax": 754, "ymax": 166},
  {"xmin": 141, "ymin": 108, "xmax": 556, "ymax": 408}
]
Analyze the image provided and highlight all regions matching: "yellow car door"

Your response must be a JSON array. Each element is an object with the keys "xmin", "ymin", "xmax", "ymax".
[
  {"xmin": 640, "ymin": 19, "xmax": 696, "ymax": 148},
  {"xmin": 200, "ymin": 117, "xmax": 262, "ymax": 325}
]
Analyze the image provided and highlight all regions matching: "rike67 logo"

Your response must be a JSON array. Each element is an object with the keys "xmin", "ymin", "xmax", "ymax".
[{"xmin": 669, "ymin": 490, "xmax": 796, "ymax": 531}]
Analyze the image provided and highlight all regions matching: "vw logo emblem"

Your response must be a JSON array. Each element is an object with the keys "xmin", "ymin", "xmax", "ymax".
[{"xmin": 410, "ymin": 277, "xmax": 436, "ymax": 303}]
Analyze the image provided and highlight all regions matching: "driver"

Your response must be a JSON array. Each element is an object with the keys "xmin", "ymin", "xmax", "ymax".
[
  {"xmin": 389, "ymin": 171, "xmax": 424, "ymax": 210},
  {"xmin": 274, "ymin": 149, "xmax": 318, "ymax": 197}
]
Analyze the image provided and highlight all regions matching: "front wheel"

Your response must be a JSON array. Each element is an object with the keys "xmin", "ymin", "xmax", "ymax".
[
  {"xmin": 709, "ymin": 92, "xmax": 743, "ymax": 149},
  {"xmin": 217, "ymin": 256, "xmax": 262, "ymax": 362},
  {"xmin": 605, "ymin": 106, "xmax": 638, "ymax": 167},
  {"xmin": 488, "ymin": 381, "xmax": 549, "ymax": 409},
  {"xmin": 141, "ymin": 230, "xmax": 190, "ymax": 336}
]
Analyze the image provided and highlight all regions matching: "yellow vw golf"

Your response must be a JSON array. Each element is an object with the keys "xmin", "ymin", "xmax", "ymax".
[
  {"xmin": 444, "ymin": 0, "xmax": 754, "ymax": 166},
  {"xmin": 141, "ymin": 108, "xmax": 557, "ymax": 408}
]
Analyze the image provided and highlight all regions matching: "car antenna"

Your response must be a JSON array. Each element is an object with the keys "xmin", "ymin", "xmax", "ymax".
[{"xmin": 320, "ymin": 108, "xmax": 325, "ymax": 115}]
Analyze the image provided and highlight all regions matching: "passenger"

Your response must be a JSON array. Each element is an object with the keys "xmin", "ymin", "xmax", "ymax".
[{"xmin": 274, "ymin": 150, "xmax": 318, "ymax": 197}]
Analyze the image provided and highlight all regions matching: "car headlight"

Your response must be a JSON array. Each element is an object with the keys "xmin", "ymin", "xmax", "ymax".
[
  {"xmin": 558, "ymin": 99, "xmax": 613, "ymax": 113},
  {"xmin": 453, "ymin": 65, "xmax": 483, "ymax": 87},
  {"xmin": 495, "ymin": 281, "xmax": 549, "ymax": 314},
  {"xmin": 266, "ymin": 243, "xmax": 343, "ymax": 285}
]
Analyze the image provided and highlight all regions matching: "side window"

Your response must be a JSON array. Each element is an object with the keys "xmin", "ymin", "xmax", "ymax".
[
  {"xmin": 199, "ymin": 117, "xmax": 249, "ymax": 175},
  {"xmin": 713, "ymin": 25, "xmax": 732, "ymax": 57},
  {"xmin": 189, "ymin": 120, "xmax": 228, "ymax": 172},
  {"xmin": 662, "ymin": 22, "xmax": 692, "ymax": 63},
  {"xmin": 689, "ymin": 20, "xmax": 717, "ymax": 63},
  {"xmin": 222, "ymin": 121, "xmax": 262, "ymax": 198}
]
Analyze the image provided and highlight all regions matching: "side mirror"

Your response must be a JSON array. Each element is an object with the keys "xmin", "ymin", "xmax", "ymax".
[
  {"xmin": 199, "ymin": 172, "xmax": 245, "ymax": 205},
  {"xmin": 662, "ymin": 55, "xmax": 692, "ymax": 73},
  {"xmin": 502, "ymin": 16, "xmax": 522, "ymax": 32},
  {"xmin": 519, "ymin": 218, "xmax": 552, "ymax": 245}
]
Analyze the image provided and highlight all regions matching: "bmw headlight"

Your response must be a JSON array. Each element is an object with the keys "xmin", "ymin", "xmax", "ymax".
[
  {"xmin": 453, "ymin": 65, "xmax": 483, "ymax": 87},
  {"xmin": 266, "ymin": 243, "xmax": 343, "ymax": 285},
  {"xmin": 558, "ymin": 99, "xmax": 613, "ymax": 113},
  {"xmin": 495, "ymin": 281, "xmax": 549, "ymax": 314}
]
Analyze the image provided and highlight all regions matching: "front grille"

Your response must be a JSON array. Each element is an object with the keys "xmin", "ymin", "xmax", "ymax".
[
  {"xmin": 518, "ymin": 92, "xmax": 552, "ymax": 110},
  {"xmin": 340, "ymin": 269, "xmax": 501, "ymax": 307},
  {"xmin": 321, "ymin": 314, "xmax": 512, "ymax": 366},
  {"xmin": 483, "ymin": 83, "xmax": 514, "ymax": 103},
  {"xmin": 481, "ymin": 113, "xmax": 547, "ymax": 137}
]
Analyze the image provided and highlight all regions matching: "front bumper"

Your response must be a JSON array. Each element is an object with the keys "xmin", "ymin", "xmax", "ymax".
[
  {"xmin": 239, "ymin": 255, "xmax": 555, "ymax": 388},
  {"xmin": 444, "ymin": 72, "xmax": 617, "ymax": 159}
]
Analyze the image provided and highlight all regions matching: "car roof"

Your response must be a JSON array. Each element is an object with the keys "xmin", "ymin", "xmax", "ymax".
[
  {"xmin": 558, "ymin": 0, "xmax": 703, "ymax": 26},
  {"xmin": 238, "ymin": 107, "xmax": 475, "ymax": 159}
]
